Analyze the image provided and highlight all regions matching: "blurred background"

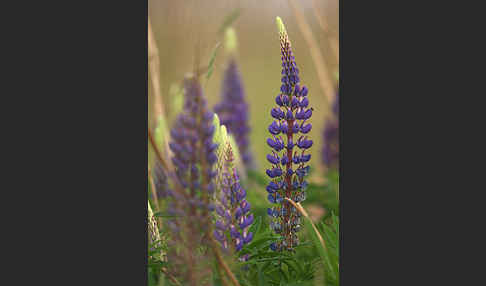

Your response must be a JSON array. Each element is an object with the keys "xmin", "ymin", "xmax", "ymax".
[{"xmin": 148, "ymin": 0, "xmax": 339, "ymax": 178}]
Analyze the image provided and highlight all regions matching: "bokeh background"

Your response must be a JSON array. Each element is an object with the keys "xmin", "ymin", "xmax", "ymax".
[{"xmin": 148, "ymin": 0, "xmax": 339, "ymax": 177}]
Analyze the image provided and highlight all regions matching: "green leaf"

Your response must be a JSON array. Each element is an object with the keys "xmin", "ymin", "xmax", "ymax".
[
  {"xmin": 206, "ymin": 42, "xmax": 221, "ymax": 81},
  {"xmin": 249, "ymin": 216, "xmax": 262, "ymax": 235},
  {"xmin": 258, "ymin": 263, "xmax": 265, "ymax": 286},
  {"xmin": 303, "ymin": 214, "xmax": 336, "ymax": 283}
]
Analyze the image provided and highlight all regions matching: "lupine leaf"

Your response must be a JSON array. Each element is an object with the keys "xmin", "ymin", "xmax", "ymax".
[
  {"xmin": 249, "ymin": 215, "xmax": 262, "ymax": 235},
  {"xmin": 257, "ymin": 263, "xmax": 265, "ymax": 286}
]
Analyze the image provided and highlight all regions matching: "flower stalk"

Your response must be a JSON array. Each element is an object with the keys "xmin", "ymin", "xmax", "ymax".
[{"xmin": 266, "ymin": 17, "xmax": 313, "ymax": 252}]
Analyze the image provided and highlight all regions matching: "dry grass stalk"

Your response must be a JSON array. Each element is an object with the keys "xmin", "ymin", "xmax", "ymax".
[
  {"xmin": 148, "ymin": 18, "xmax": 165, "ymax": 120},
  {"xmin": 284, "ymin": 198, "xmax": 327, "ymax": 251},
  {"xmin": 288, "ymin": 0, "xmax": 336, "ymax": 105},
  {"xmin": 148, "ymin": 18, "xmax": 173, "ymax": 162},
  {"xmin": 161, "ymin": 267, "xmax": 183, "ymax": 286},
  {"xmin": 311, "ymin": 0, "xmax": 339, "ymax": 65},
  {"xmin": 210, "ymin": 236, "xmax": 241, "ymax": 286}
]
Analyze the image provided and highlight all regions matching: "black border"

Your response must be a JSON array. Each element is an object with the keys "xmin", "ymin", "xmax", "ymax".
[{"xmin": 14, "ymin": 0, "xmax": 149, "ymax": 284}]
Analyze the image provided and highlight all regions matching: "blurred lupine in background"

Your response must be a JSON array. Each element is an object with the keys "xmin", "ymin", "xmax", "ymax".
[
  {"xmin": 214, "ymin": 28, "xmax": 254, "ymax": 170},
  {"xmin": 213, "ymin": 140, "xmax": 253, "ymax": 260},
  {"xmin": 322, "ymin": 89, "xmax": 339, "ymax": 170},
  {"xmin": 266, "ymin": 17, "xmax": 313, "ymax": 252},
  {"xmin": 163, "ymin": 76, "xmax": 219, "ymax": 286}
]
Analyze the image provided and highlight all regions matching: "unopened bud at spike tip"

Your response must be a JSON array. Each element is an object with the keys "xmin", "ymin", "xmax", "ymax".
[
  {"xmin": 276, "ymin": 16, "xmax": 287, "ymax": 35},
  {"xmin": 225, "ymin": 27, "xmax": 237, "ymax": 54}
]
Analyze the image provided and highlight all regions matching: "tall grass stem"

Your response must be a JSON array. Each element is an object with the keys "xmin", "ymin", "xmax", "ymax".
[
  {"xmin": 287, "ymin": 0, "xmax": 336, "ymax": 105},
  {"xmin": 311, "ymin": 0, "xmax": 339, "ymax": 66}
]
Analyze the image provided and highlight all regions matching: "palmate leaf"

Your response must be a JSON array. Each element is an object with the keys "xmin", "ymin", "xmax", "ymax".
[
  {"xmin": 304, "ymin": 217, "xmax": 335, "ymax": 285},
  {"xmin": 309, "ymin": 214, "xmax": 340, "ymax": 286},
  {"xmin": 280, "ymin": 199, "xmax": 338, "ymax": 285},
  {"xmin": 257, "ymin": 263, "xmax": 266, "ymax": 286},
  {"xmin": 248, "ymin": 215, "xmax": 262, "ymax": 235},
  {"xmin": 238, "ymin": 220, "xmax": 319, "ymax": 286}
]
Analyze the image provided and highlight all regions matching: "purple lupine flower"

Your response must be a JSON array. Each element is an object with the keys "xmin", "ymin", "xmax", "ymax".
[
  {"xmin": 169, "ymin": 76, "xmax": 218, "ymax": 206},
  {"xmin": 213, "ymin": 142, "xmax": 253, "ymax": 259},
  {"xmin": 214, "ymin": 58, "xmax": 254, "ymax": 169},
  {"xmin": 164, "ymin": 76, "xmax": 218, "ymax": 285},
  {"xmin": 322, "ymin": 90, "xmax": 339, "ymax": 169},
  {"xmin": 267, "ymin": 17, "xmax": 312, "ymax": 252}
]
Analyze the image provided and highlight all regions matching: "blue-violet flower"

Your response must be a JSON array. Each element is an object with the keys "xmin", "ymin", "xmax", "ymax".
[{"xmin": 267, "ymin": 17, "xmax": 313, "ymax": 252}]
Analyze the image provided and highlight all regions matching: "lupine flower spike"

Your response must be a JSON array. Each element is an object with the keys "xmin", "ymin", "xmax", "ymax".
[
  {"xmin": 165, "ymin": 75, "xmax": 218, "ymax": 286},
  {"xmin": 169, "ymin": 76, "xmax": 218, "ymax": 216},
  {"xmin": 266, "ymin": 17, "xmax": 313, "ymax": 252},
  {"xmin": 213, "ymin": 142, "xmax": 253, "ymax": 261},
  {"xmin": 322, "ymin": 89, "xmax": 339, "ymax": 169},
  {"xmin": 214, "ymin": 28, "xmax": 254, "ymax": 169}
]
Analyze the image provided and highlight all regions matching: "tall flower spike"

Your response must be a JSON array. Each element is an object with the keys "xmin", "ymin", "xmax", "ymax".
[
  {"xmin": 169, "ymin": 76, "xmax": 218, "ymax": 209},
  {"xmin": 165, "ymin": 76, "xmax": 218, "ymax": 286},
  {"xmin": 213, "ymin": 141, "xmax": 253, "ymax": 260},
  {"xmin": 322, "ymin": 89, "xmax": 339, "ymax": 169},
  {"xmin": 214, "ymin": 28, "xmax": 254, "ymax": 169},
  {"xmin": 267, "ymin": 17, "xmax": 313, "ymax": 252}
]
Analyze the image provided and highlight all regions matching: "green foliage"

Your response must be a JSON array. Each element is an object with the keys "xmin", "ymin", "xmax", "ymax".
[
  {"xmin": 206, "ymin": 42, "xmax": 221, "ymax": 81},
  {"xmin": 302, "ymin": 212, "xmax": 339, "ymax": 286},
  {"xmin": 149, "ymin": 133, "xmax": 340, "ymax": 286},
  {"xmin": 231, "ymin": 215, "xmax": 318, "ymax": 286}
]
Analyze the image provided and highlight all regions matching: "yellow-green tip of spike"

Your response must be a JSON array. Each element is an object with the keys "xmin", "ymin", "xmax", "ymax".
[
  {"xmin": 220, "ymin": 125, "xmax": 228, "ymax": 143},
  {"xmin": 213, "ymin": 113, "xmax": 220, "ymax": 128},
  {"xmin": 225, "ymin": 27, "xmax": 237, "ymax": 54},
  {"xmin": 276, "ymin": 16, "xmax": 287, "ymax": 35}
]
